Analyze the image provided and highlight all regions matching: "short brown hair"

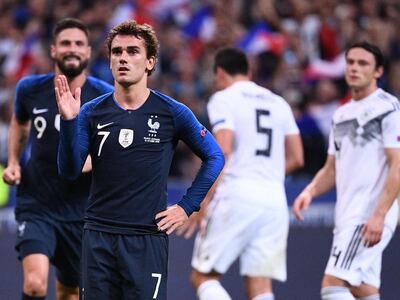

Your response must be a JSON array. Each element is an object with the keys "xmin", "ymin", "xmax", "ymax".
[
  {"xmin": 53, "ymin": 18, "xmax": 89, "ymax": 41},
  {"xmin": 107, "ymin": 20, "xmax": 159, "ymax": 76}
]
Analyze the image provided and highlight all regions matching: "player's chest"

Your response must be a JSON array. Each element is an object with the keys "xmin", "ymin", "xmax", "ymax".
[{"xmin": 90, "ymin": 111, "xmax": 175, "ymax": 156}]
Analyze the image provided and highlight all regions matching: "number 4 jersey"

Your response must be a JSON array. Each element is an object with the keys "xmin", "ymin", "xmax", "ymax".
[
  {"xmin": 207, "ymin": 81, "xmax": 299, "ymax": 207},
  {"xmin": 14, "ymin": 73, "xmax": 113, "ymax": 221}
]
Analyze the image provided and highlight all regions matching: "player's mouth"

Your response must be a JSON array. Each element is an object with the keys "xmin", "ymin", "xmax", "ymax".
[{"xmin": 64, "ymin": 55, "xmax": 81, "ymax": 63}]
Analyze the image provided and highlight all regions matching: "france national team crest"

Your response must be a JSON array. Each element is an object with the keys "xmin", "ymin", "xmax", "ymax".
[
  {"xmin": 119, "ymin": 129, "xmax": 134, "ymax": 148},
  {"xmin": 144, "ymin": 115, "xmax": 161, "ymax": 143}
]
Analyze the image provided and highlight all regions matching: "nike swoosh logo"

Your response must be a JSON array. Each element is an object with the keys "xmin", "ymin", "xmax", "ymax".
[
  {"xmin": 33, "ymin": 107, "xmax": 48, "ymax": 114},
  {"xmin": 97, "ymin": 122, "xmax": 114, "ymax": 129}
]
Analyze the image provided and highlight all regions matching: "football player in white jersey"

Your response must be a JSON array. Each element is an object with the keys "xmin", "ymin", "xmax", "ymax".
[
  {"xmin": 293, "ymin": 41, "xmax": 400, "ymax": 300},
  {"xmin": 177, "ymin": 48, "xmax": 304, "ymax": 300}
]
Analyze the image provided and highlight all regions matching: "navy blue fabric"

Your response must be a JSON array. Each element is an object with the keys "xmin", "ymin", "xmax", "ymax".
[
  {"xmin": 14, "ymin": 73, "xmax": 113, "ymax": 221},
  {"xmin": 15, "ymin": 217, "xmax": 83, "ymax": 287},
  {"xmin": 81, "ymin": 229, "xmax": 168, "ymax": 300},
  {"xmin": 58, "ymin": 90, "xmax": 224, "ymax": 234}
]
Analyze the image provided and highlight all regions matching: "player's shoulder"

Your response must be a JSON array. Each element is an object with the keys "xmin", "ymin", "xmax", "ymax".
[
  {"xmin": 81, "ymin": 91, "xmax": 113, "ymax": 113},
  {"xmin": 150, "ymin": 89, "xmax": 190, "ymax": 112},
  {"xmin": 374, "ymin": 89, "xmax": 399, "ymax": 106},
  {"xmin": 86, "ymin": 76, "xmax": 114, "ymax": 93},
  {"xmin": 16, "ymin": 73, "xmax": 54, "ymax": 93}
]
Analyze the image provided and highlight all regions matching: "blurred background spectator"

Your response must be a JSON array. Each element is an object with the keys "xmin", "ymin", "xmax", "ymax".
[{"xmin": 1, "ymin": 0, "xmax": 400, "ymax": 181}]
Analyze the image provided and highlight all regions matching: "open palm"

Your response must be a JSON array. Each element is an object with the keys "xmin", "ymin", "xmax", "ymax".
[{"xmin": 54, "ymin": 75, "xmax": 81, "ymax": 120}]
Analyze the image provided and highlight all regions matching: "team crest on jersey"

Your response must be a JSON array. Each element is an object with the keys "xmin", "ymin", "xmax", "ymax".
[
  {"xmin": 144, "ymin": 115, "xmax": 161, "ymax": 143},
  {"xmin": 119, "ymin": 129, "xmax": 134, "ymax": 148}
]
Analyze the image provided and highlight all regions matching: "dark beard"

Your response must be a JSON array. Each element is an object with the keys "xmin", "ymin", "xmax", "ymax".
[{"xmin": 56, "ymin": 57, "xmax": 89, "ymax": 78}]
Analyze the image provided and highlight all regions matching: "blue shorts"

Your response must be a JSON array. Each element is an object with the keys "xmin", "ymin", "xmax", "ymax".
[
  {"xmin": 81, "ymin": 229, "xmax": 168, "ymax": 300},
  {"xmin": 15, "ymin": 217, "xmax": 83, "ymax": 287}
]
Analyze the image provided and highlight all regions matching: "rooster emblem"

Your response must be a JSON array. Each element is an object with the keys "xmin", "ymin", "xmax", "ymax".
[{"xmin": 148, "ymin": 115, "xmax": 160, "ymax": 133}]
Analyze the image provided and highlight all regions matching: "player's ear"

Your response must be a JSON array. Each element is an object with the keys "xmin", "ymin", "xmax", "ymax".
[
  {"xmin": 50, "ymin": 44, "xmax": 56, "ymax": 59},
  {"xmin": 146, "ymin": 56, "xmax": 156, "ymax": 73},
  {"xmin": 87, "ymin": 46, "xmax": 92, "ymax": 59},
  {"xmin": 374, "ymin": 66, "xmax": 383, "ymax": 80}
]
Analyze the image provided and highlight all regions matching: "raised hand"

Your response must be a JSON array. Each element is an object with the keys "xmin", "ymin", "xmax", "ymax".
[{"xmin": 54, "ymin": 75, "xmax": 81, "ymax": 120}]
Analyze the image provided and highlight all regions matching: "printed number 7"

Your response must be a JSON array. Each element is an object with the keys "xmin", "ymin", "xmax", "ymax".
[
  {"xmin": 152, "ymin": 273, "xmax": 162, "ymax": 299},
  {"xmin": 256, "ymin": 109, "xmax": 272, "ymax": 157}
]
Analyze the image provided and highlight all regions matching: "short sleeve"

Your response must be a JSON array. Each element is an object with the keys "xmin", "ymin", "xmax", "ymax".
[
  {"xmin": 328, "ymin": 128, "xmax": 335, "ymax": 155},
  {"xmin": 14, "ymin": 78, "xmax": 30, "ymax": 122},
  {"xmin": 382, "ymin": 110, "xmax": 400, "ymax": 148},
  {"xmin": 281, "ymin": 100, "xmax": 299, "ymax": 135},
  {"xmin": 207, "ymin": 93, "xmax": 235, "ymax": 133}
]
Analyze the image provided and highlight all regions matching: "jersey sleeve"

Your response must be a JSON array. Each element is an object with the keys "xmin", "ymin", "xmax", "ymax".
[
  {"xmin": 58, "ymin": 104, "xmax": 91, "ymax": 180},
  {"xmin": 173, "ymin": 103, "xmax": 224, "ymax": 216},
  {"xmin": 207, "ymin": 92, "xmax": 235, "ymax": 133},
  {"xmin": 382, "ymin": 110, "xmax": 400, "ymax": 148},
  {"xmin": 328, "ymin": 128, "xmax": 335, "ymax": 155},
  {"xmin": 14, "ymin": 78, "xmax": 31, "ymax": 122},
  {"xmin": 282, "ymin": 100, "xmax": 300, "ymax": 135}
]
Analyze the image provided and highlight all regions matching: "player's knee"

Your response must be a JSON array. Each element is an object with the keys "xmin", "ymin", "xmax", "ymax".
[
  {"xmin": 190, "ymin": 270, "xmax": 203, "ymax": 289},
  {"xmin": 24, "ymin": 273, "xmax": 47, "ymax": 296}
]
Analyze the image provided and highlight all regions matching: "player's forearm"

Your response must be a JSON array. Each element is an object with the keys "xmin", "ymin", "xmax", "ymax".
[
  {"xmin": 373, "ymin": 161, "xmax": 400, "ymax": 218},
  {"xmin": 178, "ymin": 136, "xmax": 225, "ymax": 216},
  {"xmin": 7, "ymin": 115, "xmax": 30, "ymax": 165},
  {"xmin": 305, "ymin": 163, "xmax": 335, "ymax": 198},
  {"xmin": 58, "ymin": 118, "xmax": 86, "ymax": 179}
]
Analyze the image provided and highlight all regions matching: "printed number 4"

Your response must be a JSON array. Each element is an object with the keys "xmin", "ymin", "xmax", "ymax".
[
  {"xmin": 256, "ymin": 109, "xmax": 272, "ymax": 157},
  {"xmin": 152, "ymin": 273, "xmax": 162, "ymax": 299}
]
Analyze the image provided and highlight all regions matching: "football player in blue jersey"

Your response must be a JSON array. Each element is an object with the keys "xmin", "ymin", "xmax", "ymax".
[
  {"xmin": 55, "ymin": 20, "xmax": 224, "ymax": 300},
  {"xmin": 2, "ymin": 18, "xmax": 113, "ymax": 300}
]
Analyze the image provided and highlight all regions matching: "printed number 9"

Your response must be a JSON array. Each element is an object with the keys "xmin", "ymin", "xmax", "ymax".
[{"xmin": 34, "ymin": 116, "xmax": 47, "ymax": 139}]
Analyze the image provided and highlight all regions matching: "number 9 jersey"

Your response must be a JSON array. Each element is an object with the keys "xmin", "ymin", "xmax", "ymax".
[{"xmin": 14, "ymin": 74, "xmax": 113, "ymax": 221}]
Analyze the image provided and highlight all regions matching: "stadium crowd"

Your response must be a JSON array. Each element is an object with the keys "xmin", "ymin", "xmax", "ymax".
[{"xmin": 1, "ymin": 0, "xmax": 400, "ymax": 180}]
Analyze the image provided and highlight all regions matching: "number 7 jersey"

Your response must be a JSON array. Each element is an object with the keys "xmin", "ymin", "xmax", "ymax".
[{"xmin": 207, "ymin": 81, "xmax": 299, "ymax": 185}]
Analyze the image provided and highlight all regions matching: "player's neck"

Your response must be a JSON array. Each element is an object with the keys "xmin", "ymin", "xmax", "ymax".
[
  {"xmin": 114, "ymin": 83, "xmax": 150, "ymax": 110},
  {"xmin": 351, "ymin": 83, "xmax": 378, "ymax": 101},
  {"xmin": 229, "ymin": 75, "xmax": 250, "ymax": 85}
]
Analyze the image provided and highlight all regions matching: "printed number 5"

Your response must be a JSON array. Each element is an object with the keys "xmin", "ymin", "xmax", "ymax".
[
  {"xmin": 256, "ymin": 109, "xmax": 272, "ymax": 157},
  {"xmin": 152, "ymin": 273, "xmax": 162, "ymax": 299}
]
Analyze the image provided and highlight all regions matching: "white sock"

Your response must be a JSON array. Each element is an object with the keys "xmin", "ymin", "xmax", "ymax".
[
  {"xmin": 252, "ymin": 292, "xmax": 274, "ymax": 300},
  {"xmin": 321, "ymin": 286, "xmax": 356, "ymax": 300},
  {"xmin": 197, "ymin": 280, "xmax": 231, "ymax": 300},
  {"xmin": 356, "ymin": 295, "xmax": 380, "ymax": 300}
]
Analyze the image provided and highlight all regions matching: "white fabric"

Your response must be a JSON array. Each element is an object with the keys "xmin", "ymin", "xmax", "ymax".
[
  {"xmin": 356, "ymin": 295, "xmax": 380, "ymax": 300},
  {"xmin": 321, "ymin": 286, "xmax": 356, "ymax": 300},
  {"xmin": 207, "ymin": 81, "xmax": 299, "ymax": 195},
  {"xmin": 324, "ymin": 224, "xmax": 393, "ymax": 288},
  {"xmin": 327, "ymin": 88, "xmax": 400, "ymax": 232},
  {"xmin": 197, "ymin": 280, "xmax": 231, "ymax": 300},
  {"xmin": 252, "ymin": 293, "xmax": 274, "ymax": 300},
  {"xmin": 192, "ymin": 193, "xmax": 289, "ymax": 280}
]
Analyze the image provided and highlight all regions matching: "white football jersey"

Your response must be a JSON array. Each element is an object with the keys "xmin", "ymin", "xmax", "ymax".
[
  {"xmin": 207, "ymin": 81, "xmax": 299, "ymax": 204},
  {"xmin": 328, "ymin": 88, "xmax": 400, "ymax": 231}
]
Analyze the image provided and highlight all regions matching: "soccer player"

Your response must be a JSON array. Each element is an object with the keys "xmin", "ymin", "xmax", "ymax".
[
  {"xmin": 179, "ymin": 47, "xmax": 304, "ymax": 300},
  {"xmin": 55, "ymin": 20, "xmax": 224, "ymax": 300},
  {"xmin": 293, "ymin": 41, "xmax": 400, "ymax": 300},
  {"xmin": 2, "ymin": 18, "xmax": 113, "ymax": 300}
]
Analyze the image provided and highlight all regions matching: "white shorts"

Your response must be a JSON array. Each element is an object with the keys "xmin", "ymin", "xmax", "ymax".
[
  {"xmin": 191, "ymin": 196, "xmax": 289, "ymax": 281},
  {"xmin": 324, "ymin": 224, "xmax": 394, "ymax": 288}
]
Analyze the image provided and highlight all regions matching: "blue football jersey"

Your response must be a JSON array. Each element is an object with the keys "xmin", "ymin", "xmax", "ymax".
[
  {"xmin": 59, "ymin": 90, "xmax": 224, "ymax": 234},
  {"xmin": 14, "ymin": 73, "xmax": 113, "ymax": 221}
]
